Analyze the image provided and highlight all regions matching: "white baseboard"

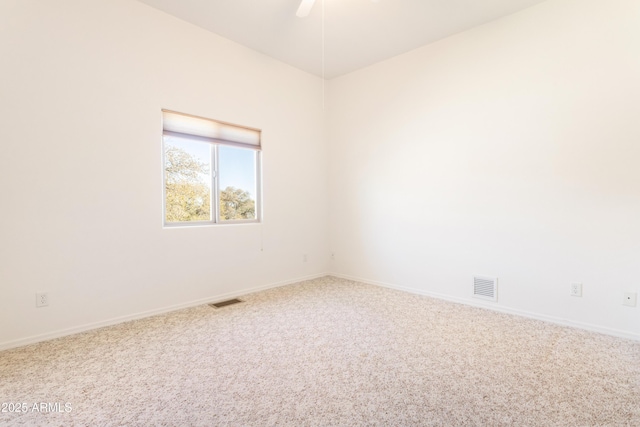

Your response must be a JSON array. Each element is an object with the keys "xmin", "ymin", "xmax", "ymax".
[
  {"xmin": 4, "ymin": 271, "xmax": 636, "ymax": 351},
  {"xmin": 0, "ymin": 273, "xmax": 327, "ymax": 352},
  {"xmin": 330, "ymin": 272, "xmax": 640, "ymax": 342}
]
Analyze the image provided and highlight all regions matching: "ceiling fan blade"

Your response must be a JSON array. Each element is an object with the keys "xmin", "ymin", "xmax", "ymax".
[{"xmin": 296, "ymin": 0, "xmax": 316, "ymax": 18}]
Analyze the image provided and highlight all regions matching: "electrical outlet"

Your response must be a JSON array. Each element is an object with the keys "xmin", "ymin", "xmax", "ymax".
[
  {"xmin": 570, "ymin": 283, "xmax": 582, "ymax": 297},
  {"xmin": 331, "ymin": 252, "xmax": 335, "ymax": 261},
  {"xmin": 36, "ymin": 292, "xmax": 49, "ymax": 307},
  {"xmin": 303, "ymin": 253, "xmax": 308, "ymax": 262},
  {"xmin": 623, "ymin": 292, "xmax": 637, "ymax": 307}
]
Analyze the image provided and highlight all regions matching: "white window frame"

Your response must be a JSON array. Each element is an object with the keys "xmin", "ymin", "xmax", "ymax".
[{"xmin": 161, "ymin": 110, "xmax": 262, "ymax": 227}]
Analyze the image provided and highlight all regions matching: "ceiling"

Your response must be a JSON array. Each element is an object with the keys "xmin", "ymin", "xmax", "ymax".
[{"xmin": 137, "ymin": 0, "xmax": 549, "ymax": 79}]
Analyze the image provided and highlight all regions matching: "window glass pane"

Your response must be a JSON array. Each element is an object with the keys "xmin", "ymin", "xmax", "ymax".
[
  {"xmin": 164, "ymin": 135, "xmax": 212, "ymax": 222},
  {"xmin": 219, "ymin": 146, "xmax": 257, "ymax": 221}
]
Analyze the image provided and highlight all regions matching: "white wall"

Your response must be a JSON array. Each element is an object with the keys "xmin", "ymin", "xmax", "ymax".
[
  {"xmin": 0, "ymin": 0, "xmax": 328, "ymax": 349},
  {"xmin": 2, "ymin": 0, "xmax": 638, "ymax": 349},
  {"xmin": 327, "ymin": 0, "xmax": 640, "ymax": 339}
]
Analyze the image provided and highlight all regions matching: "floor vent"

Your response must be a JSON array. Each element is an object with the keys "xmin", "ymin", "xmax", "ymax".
[
  {"xmin": 209, "ymin": 298, "xmax": 243, "ymax": 308},
  {"xmin": 473, "ymin": 276, "xmax": 498, "ymax": 302}
]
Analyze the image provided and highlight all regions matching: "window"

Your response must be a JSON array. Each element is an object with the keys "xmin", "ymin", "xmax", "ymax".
[{"xmin": 162, "ymin": 110, "xmax": 261, "ymax": 226}]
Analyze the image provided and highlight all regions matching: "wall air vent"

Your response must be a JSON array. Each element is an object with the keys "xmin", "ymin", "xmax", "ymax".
[
  {"xmin": 209, "ymin": 298, "xmax": 243, "ymax": 308},
  {"xmin": 473, "ymin": 276, "xmax": 498, "ymax": 302}
]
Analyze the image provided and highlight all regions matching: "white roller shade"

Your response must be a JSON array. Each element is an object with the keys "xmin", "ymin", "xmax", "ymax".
[{"xmin": 162, "ymin": 110, "xmax": 261, "ymax": 149}]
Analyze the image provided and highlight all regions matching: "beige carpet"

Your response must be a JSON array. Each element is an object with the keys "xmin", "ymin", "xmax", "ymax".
[{"xmin": 1, "ymin": 276, "xmax": 639, "ymax": 426}]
